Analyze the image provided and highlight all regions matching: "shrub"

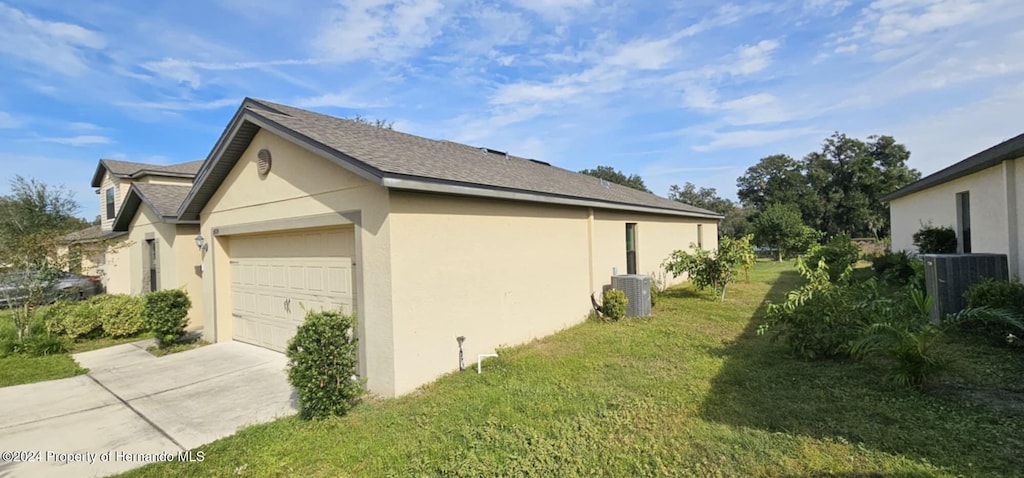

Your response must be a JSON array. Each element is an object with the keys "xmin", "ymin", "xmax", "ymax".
[
  {"xmin": 913, "ymin": 224, "xmax": 957, "ymax": 253},
  {"xmin": 286, "ymin": 310, "xmax": 364, "ymax": 419},
  {"xmin": 871, "ymin": 250, "xmax": 919, "ymax": 284},
  {"xmin": 805, "ymin": 234, "xmax": 860, "ymax": 282},
  {"xmin": 42, "ymin": 300, "xmax": 102, "ymax": 339},
  {"xmin": 649, "ymin": 283, "xmax": 658, "ymax": 308},
  {"xmin": 963, "ymin": 279, "xmax": 1024, "ymax": 343},
  {"xmin": 759, "ymin": 258, "xmax": 886, "ymax": 359},
  {"xmin": 90, "ymin": 294, "xmax": 145, "ymax": 338},
  {"xmin": 17, "ymin": 333, "xmax": 71, "ymax": 356},
  {"xmin": 602, "ymin": 289, "xmax": 628, "ymax": 321},
  {"xmin": 663, "ymin": 235, "xmax": 752, "ymax": 301},
  {"xmin": 143, "ymin": 289, "xmax": 192, "ymax": 348}
]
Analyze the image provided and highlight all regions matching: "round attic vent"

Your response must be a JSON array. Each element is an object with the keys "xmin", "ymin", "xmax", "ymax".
[{"xmin": 257, "ymin": 149, "xmax": 272, "ymax": 176}]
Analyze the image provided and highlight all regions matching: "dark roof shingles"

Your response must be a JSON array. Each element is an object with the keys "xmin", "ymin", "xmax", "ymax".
[
  {"xmin": 134, "ymin": 183, "xmax": 193, "ymax": 217},
  {"xmin": 246, "ymin": 99, "xmax": 719, "ymax": 217}
]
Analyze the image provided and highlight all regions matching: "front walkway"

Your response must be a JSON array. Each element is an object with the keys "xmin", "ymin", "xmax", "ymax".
[{"xmin": 0, "ymin": 341, "xmax": 296, "ymax": 477}]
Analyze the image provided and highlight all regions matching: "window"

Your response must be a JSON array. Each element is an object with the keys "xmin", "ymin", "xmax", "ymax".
[
  {"xmin": 625, "ymin": 223, "xmax": 637, "ymax": 275},
  {"xmin": 105, "ymin": 188, "xmax": 115, "ymax": 219},
  {"xmin": 957, "ymin": 191, "xmax": 971, "ymax": 253},
  {"xmin": 697, "ymin": 224, "xmax": 704, "ymax": 249},
  {"xmin": 146, "ymin": 239, "xmax": 159, "ymax": 292}
]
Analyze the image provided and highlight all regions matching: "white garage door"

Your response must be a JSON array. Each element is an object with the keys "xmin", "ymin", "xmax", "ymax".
[{"xmin": 229, "ymin": 228, "xmax": 354, "ymax": 352}]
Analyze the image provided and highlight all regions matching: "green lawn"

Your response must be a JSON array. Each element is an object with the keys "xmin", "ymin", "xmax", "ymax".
[
  {"xmin": 0, "ymin": 309, "xmax": 148, "ymax": 387},
  {"xmin": 125, "ymin": 261, "xmax": 1023, "ymax": 477}
]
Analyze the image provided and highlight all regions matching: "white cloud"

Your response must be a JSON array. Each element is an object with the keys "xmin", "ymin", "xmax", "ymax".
[
  {"xmin": 509, "ymin": 0, "xmax": 593, "ymax": 21},
  {"xmin": 292, "ymin": 92, "xmax": 385, "ymax": 109},
  {"xmin": 0, "ymin": 3, "xmax": 106, "ymax": 76},
  {"xmin": 142, "ymin": 57, "xmax": 327, "ymax": 88},
  {"xmin": 40, "ymin": 135, "xmax": 112, "ymax": 146},
  {"xmin": 316, "ymin": 0, "xmax": 448, "ymax": 63},
  {"xmin": 67, "ymin": 121, "xmax": 101, "ymax": 131},
  {"xmin": 692, "ymin": 127, "xmax": 821, "ymax": 152},
  {"xmin": 116, "ymin": 98, "xmax": 239, "ymax": 111},
  {"xmin": 0, "ymin": 111, "xmax": 18, "ymax": 128}
]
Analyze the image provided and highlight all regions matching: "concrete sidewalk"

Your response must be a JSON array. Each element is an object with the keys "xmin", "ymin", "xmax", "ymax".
[{"xmin": 0, "ymin": 341, "xmax": 297, "ymax": 477}]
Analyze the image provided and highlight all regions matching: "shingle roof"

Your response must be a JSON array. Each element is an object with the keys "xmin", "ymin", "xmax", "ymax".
[
  {"xmin": 244, "ymin": 99, "xmax": 719, "ymax": 217},
  {"xmin": 91, "ymin": 159, "xmax": 204, "ymax": 187},
  {"xmin": 881, "ymin": 132, "xmax": 1024, "ymax": 202},
  {"xmin": 112, "ymin": 183, "xmax": 195, "ymax": 231},
  {"xmin": 134, "ymin": 183, "xmax": 192, "ymax": 217},
  {"xmin": 61, "ymin": 225, "xmax": 126, "ymax": 243}
]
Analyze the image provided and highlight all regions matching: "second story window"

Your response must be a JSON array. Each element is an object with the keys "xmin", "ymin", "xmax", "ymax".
[{"xmin": 105, "ymin": 188, "xmax": 115, "ymax": 219}]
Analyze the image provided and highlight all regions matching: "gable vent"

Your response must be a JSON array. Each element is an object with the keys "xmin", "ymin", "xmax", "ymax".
[{"xmin": 257, "ymin": 149, "xmax": 272, "ymax": 176}]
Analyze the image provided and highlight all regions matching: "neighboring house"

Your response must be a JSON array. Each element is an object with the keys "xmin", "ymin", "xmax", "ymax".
[
  {"xmin": 63, "ymin": 159, "xmax": 204, "ymax": 326},
  {"xmin": 71, "ymin": 98, "xmax": 722, "ymax": 397},
  {"xmin": 882, "ymin": 133, "xmax": 1024, "ymax": 279}
]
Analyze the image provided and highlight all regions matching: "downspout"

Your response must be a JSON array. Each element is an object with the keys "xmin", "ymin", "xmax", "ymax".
[
  {"xmin": 587, "ymin": 207, "xmax": 595, "ymax": 293},
  {"xmin": 1004, "ymin": 160, "xmax": 1019, "ymax": 279}
]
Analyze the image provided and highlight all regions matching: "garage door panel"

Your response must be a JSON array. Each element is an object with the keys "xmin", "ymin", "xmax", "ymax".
[{"xmin": 229, "ymin": 229, "xmax": 354, "ymax": 352}]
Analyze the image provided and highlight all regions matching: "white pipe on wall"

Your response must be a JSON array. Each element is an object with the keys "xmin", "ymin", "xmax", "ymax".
[{"xmin": 477, "ymin": 353, "xmax": 498, "ymax": 373}]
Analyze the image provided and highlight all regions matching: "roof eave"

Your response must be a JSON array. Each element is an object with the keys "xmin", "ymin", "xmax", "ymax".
[
  {"xmin": 381, "ymin": 176, "xmax": 725, "ymax": 219},
  {"xmin": 881, "ymin": 133, "xmax": 1024, "ymax": 202},
  {"xmin": 175, "ymin": 104, "xmax": 386, "ymax": 221}
]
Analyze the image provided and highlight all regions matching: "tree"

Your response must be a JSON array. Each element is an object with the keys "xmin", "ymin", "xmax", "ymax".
[
  {"xmin": 668, "ymin": 182, "xmax": 733, "ymax": 214},
  {"xmin": 663, "ymin": 235, "xmax": 753, "ymax": 300},
  {"xmin": 668, "ymin": 182, "xmax": 751, "ymax": 238},
  {"xmin": 350, "ymin": 114, "xmax": 394, "ymax": 129},
  {"xmin": 0, "ymin": 177, "xmax": 88, "ymax": 340},
  {"xmin": 738, "ymin": 134, "xmax": 920, "ymax": 238},
  {"xmin": 751, "ymin": 203, "xmax": 816, "ymax": 261},
  {"xmin": 803, "ymin": 133, "xmax": 919, "ymax": 238},
  {"xmin": 736, "ymin": 154, "xmax": 817, "ymax": 217},
  {"xmin": 579, "ymin": 166, "xmax": 650, "ymax": 192}
]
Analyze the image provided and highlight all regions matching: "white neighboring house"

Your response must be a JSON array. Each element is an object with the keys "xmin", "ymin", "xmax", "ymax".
[{"xmin": 882, "ymin": 133, "xmax": 1024, "ymax": 279}]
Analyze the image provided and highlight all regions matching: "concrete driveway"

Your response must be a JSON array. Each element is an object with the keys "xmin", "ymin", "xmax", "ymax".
[{"xmin": 0, "ymin": 341, "xmax": 297, "ymax": 478}]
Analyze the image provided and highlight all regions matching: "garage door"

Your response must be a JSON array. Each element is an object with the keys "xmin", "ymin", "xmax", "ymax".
[{"xmin": 229, "ymin": 228, "xmax": 354, "ymax": 352}]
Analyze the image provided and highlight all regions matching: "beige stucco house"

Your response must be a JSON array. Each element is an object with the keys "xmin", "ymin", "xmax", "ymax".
[
  {"xmin": 883, "ymin": 133, "xmax": 1024, "ymax": 279},
  {"xmin": 63, "ymin": 159, "xmax": 204, "ymax": 327},
  {"xmin": 72, "ymin": 98, "xmax": 722, "ymax": 397}
]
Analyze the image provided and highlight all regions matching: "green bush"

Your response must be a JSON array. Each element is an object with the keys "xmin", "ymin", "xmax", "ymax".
[
  {"xmin": 805, "ymin": 234, "xmax": 860, "ymax": 282},
  {"xmin": 42, "ymin": 300, "xmax": 101, "ymax": 339},
  {"xmin": 602, "ymin": 289, "xmax": 628, "ymax": 321},
  {"xmin": 0, "ymin": 315, "xmax": 70, "ymax": 358},
  {"xmin": 90, "ymin": 294, "xmax": 145, "ymax": 338},
  {"xmin": 663, "ymin": 235, "xmax": 752, "ymax": 300},
  {"xmin": 143, "ymin": 289, "xmax": 192, "ymax": 348},
  {"xmin": 649, "ymin": 283, "xmax": 658, "ymax": 308},
  {"xmin": 913, "ymin": 224, "xmax": 957, "ymax": 253},
  {"xmin": 871, "ymin": 250, "xmax": 922, "ymax": 285},
  {"xmin": 760, "ymin": 258, "xmax": 887, "ymax": 359},
  {"xmin": 963, "ymin": 279, "xmax": 1024, "ymax": 343},
  {"xmin": 286, "ymin": 310, "xmax": 364, "ymax": 419}
]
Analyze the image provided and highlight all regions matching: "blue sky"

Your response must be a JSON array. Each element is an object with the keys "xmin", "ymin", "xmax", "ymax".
[{"xmin": 1, "ymin": 0, "xmax": 1023, "ymax": 218}]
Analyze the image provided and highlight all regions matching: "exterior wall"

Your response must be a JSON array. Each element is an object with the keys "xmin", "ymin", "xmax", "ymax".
[
  {"xmin": 199, "ymin": 129, "xmax": 397, "ymax": 397},
  {"xmin": 96, "ymin": 240, "xmax": 132, "ymax": 295},
  {"xmin": 388, "ymin": 192, "xmax": 592, "ymax": 396},
  {"xmin": 136, "ymin": 176, "xmax": 193, "ymax": 186},
  {"xmin": 127, "ymin": 205, "xmax": 203, "ymax": 328},
  {"xmin": 98, "ymin": 172, "xmax": 120, "ymax": 231},
  {"xmin": 387, "ymin": 192, "xmax": 718, "ymax": 396},
  {"xmin": 590, "ymin": 210, "xmax": 719, "ymax": 292},
  {"xmin": 890, "ymin": 165, "xmax": 1009, "ymax": 257}
]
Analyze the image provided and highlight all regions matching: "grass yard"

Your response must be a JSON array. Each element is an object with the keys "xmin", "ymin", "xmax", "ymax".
[
  {"xmin": 0, "ymin": 309, "xmax": 147, "ymax": 387},
  {"xmin": 126, "ymin": 261, "xmax": 1024, "ymax": 477}
]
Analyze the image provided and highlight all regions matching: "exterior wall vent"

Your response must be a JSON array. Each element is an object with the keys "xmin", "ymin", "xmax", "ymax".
[
  {"xmin": 257, "ymin": 149, "xmax": 272, "ymax": 176},
  {"xmin": 922, "ymin": 253, "xmax": 1008, "ymax": 323},
  {"xmin": 611, "ymin": 274, "xmax": 652, "ymax": 317}
]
